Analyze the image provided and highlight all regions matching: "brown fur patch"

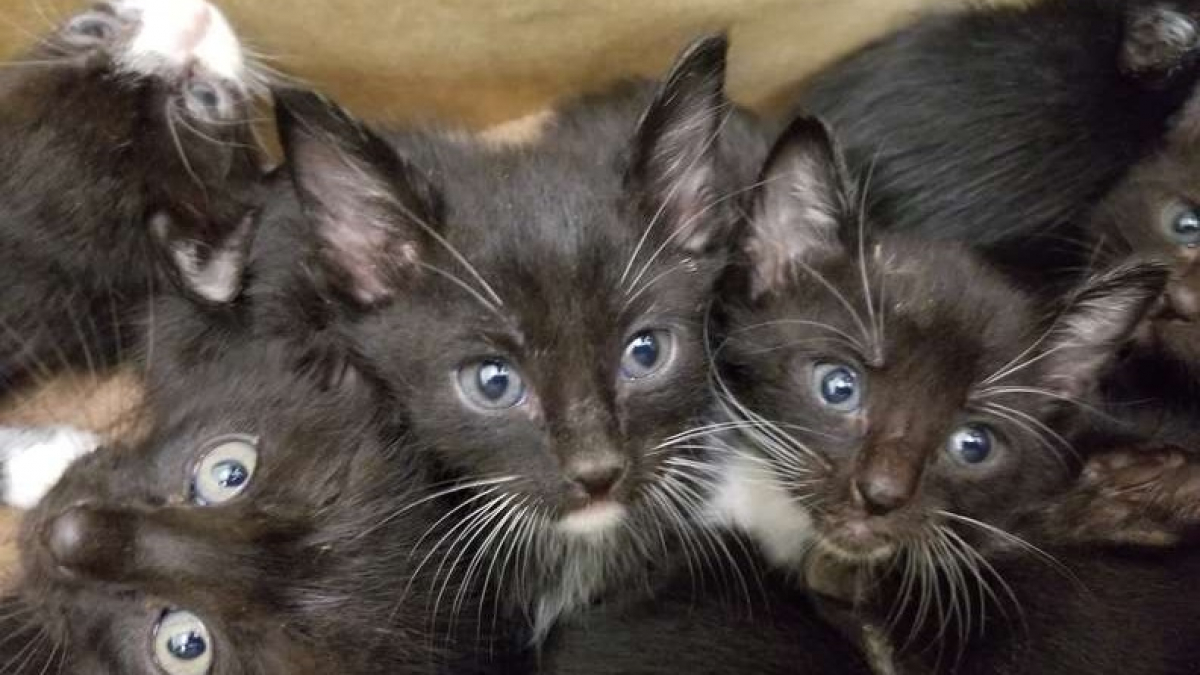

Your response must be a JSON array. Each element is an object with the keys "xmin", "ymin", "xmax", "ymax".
[
  {"xmin": 0, "ymin": 367, "xmax": 151, "ymax": 445},
  {"xmin": 477, "ymin": 108, "xmax": 557, "ymax": 148}
]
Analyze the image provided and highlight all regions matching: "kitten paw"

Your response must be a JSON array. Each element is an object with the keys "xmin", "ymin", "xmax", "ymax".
[
  {"xmin": 0, "ymin": 426, "xmax": 99, "ymax": 509},
  {"xmin": 1036, "ymin": 444, "xmax": 1200, "ymax": 547},
  {"xmin": 1121, "ymin": 6, "xmax": 1200, "ymax": 81}
]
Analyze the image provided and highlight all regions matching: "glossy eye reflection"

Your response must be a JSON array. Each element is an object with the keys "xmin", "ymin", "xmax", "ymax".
[
  {"xmin": 65, "ymin": 13, "xmax": 117, "ymax": 43},
  {"xmin": 811, "ymin": 362, "xmax": 863, "ymax": 412},
  {"xmin": 946, "ymin": 424, "xmax": 995, "ymax": 465},
  {"xmin": 1163, "ymin": 204, "xmax": 1200, "ymax": 246},
  {"xmin": 620, "ymin": 329, "xmax": 675, "ymax": 380},
  {"xmin": 192, "ymin": 435, "xmax": 259, "ymax": 506},
  {"xmin": 153, "ymin": 610, "xmax": 213, "ymax": 675},
  {"xmin": 184, "ymin": 81, "xmax": 227, "ymax": 119},
  {"xmin": 457, "ymin": 358, "xmax": 527, "ymax": 410}
]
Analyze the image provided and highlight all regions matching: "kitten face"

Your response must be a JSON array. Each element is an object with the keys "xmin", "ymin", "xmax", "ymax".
[
  {"xmin": 1090, "ymin": 97, "xmax": 1200, "ymax": 367},
  {"xmin": 716, "ymin": 119, "xmax": 1165, "ymax": 570},
  {"xmin": 12, "ymin": 353, "xmax": 451, "ymax": 675},
  {"xmin": 275, "ymin": 35, "xmax": 761, "ymax": 634},
  {"xmin": 0, "ymin": 0, "xmax": 263, "ymax": 308}
]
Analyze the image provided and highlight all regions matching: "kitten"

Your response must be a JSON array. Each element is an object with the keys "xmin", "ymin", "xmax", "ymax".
[
  {"xmin": 0, "ymin": 0, "xmax": 265, "ymax": 394},
  {"xmin": 793, "ymin": 0, "xmax": 1200, "ymax": 293},
  {"xmin": 4, "ymin": 346, "xmax": 522, "ymax": 675},
  {"xmin": 276, "ymin": 35, "xmax": 770, "ymax": 642},
  {"xmin": 706, "ymin": 116, "xmax": 1167, "ymax": 659}
]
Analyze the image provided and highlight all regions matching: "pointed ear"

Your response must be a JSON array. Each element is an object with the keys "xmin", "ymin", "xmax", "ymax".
[
  {"xmin": 1039, "ymin": 262, "xmax": 1168, "ymax": 400},
  {"xmin": 744, "ymin": 115, "xmax": 855, "ymax": 297},
  {"xmin": 153, "ymin": 211, "xmax": 257, "ymax": 304},
  {"xmin": 274, "ymin": 88, "xmax": 441, "ymax": 307},
  {"xmin": 629, "ymin": 34, "xmax": 734, "ymax": 253}
]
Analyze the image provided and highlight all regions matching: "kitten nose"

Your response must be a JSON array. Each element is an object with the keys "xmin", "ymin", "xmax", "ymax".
[
  {"xmin": 44, "ymin": 505, "xmax": 134, "ymax": 577},
  {"xmin": 568, "ymin": 457, "xmax": 626, "ymax": 499},
  {"xmin": 853, "ymin": 475, "xmax": 911, "ymax": 516}
]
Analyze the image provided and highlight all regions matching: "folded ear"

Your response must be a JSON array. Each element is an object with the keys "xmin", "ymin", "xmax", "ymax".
[
  {"xmin": 275, "ymin": 88, "xmax": 442, "ymax": 307},
  {"xmin": 154, "ymin": 210, "xmax": 257, "ymax": 304},
  {"xmin": 1038, "ymin": 261, "xmax": 1169, "ymax": 400},
  {"xmin": 629, "ymin": 34, "xmax": 735, "ymax": 253},
  {"xmin": 744, "ymin": 115, "xmax": 855, "ymax": 298}
]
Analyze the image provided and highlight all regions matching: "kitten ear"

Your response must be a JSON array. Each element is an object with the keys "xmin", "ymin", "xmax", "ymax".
[
  {"xmin": 275, "ymin": 88, "xmax": 441, "ymax": 307},
  {"xmin": 629, "ymin": 34, "xmax": 734, "ymax": 252},
  {"xmin": 744, "ymin": 116, "xmax": 855, "ymax": 297},
  {"xmin": 153, "ymin": 211, "xmax": 257, "ymax": 304},
  {"xmin": 1038, "ymin": 262, "xmax": 1168, "ymax": 400},
  {"xmin": 1120, "ymin": 4, "xmax": 1200, "ymax": 81}
]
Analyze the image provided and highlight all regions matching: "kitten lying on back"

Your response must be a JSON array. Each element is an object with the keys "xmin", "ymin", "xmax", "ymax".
[
  {"xmin": 276, "ymin": 35, "xmax": 770, "ymax": 642},
  {"xmin": 0, "ymin": 0, "xmax": 265, "ymax": 395},
  {"xmin": 3, "ymin": 343, "xmax": 527, "ymax": 675},
  {"xmin": 794, "ymin": 0, "xmax": 1200, "ymax": 292}
]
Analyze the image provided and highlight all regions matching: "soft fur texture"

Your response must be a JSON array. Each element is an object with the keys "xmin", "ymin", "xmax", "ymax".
[
  {"xmin": 795, "ymin": 0, "xmax": 1200, "ymax": 294},
  {"xmin": 0, "ymin": 0, "xmax": 264, "ymax": 394},
  {"xmin": 708, "ymin": 117, "xmax": 1172, "ymax": 669},
  {"xmin": 5, "ymin": 348, "xmax": 522, "ymax": 674},
  {"xmin": 278, "ymin": 36, "xmax": 771, "ymax": 642}
]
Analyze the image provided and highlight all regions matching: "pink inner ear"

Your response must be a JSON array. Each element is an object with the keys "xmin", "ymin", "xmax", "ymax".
[{"xmin": 320, "ymin": 218, "xmax": 397, "ymax": 307}]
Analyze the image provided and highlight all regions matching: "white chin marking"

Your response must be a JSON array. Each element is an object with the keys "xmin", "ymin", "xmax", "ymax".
[
  {"xmin": 118, "ymin": 0, "xmax": 246, "ymax": 83},
  {"xmin": 0, "ymin": 426, "xmax": 99, "ymax": 510},
  {"xmin": 556, "ymin": 502, "xmax": 626, "ymax": 537}
]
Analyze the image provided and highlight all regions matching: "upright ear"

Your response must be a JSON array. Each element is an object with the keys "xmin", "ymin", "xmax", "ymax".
[
  {"xmin": 274, "ymin": 88, "xmax": 442, "ymax": 307},
  {"xmin": 629, "ymin": 34, "xmax": 734, "ymax": 253},
  {"xmin": 153, "ymin": 210, "xmax": 257, "ymax": 304},
  {"xmin": 744, "ymin": 116, "xmax": 855, "ymax": 298},
  {"xmin": 1038, "ymin": 262, "xmax": 1168, "ymax": 400}
]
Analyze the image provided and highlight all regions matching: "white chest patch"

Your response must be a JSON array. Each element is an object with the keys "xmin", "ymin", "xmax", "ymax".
[
  {"xmin": 0, "ymin": 426, "xmax": 99, "ymax": 509},
  {"xmin": 707, "ymin": 452, "xmax": 816, "ymax": 569}
]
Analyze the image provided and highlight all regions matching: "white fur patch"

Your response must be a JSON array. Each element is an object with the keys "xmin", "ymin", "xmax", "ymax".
[
  {"xmin": 707, "ymin": 451, "xmax": 816, "ymax": 568},
  {"xmin": 117, "ymin": 0, "xmax": 245, "ymax": 83},
  {"xmin": 555, "ymin": 502, "xmax": 626, "ymax": 538},
  {"xmin": 0, "ymin": 426, "xmax": 99, "ymax": 509}
]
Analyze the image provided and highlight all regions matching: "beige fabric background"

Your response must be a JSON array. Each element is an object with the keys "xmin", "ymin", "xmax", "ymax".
[{"xmin": 0, "ymin": 0, "xmax": 968, "ymax": 576}]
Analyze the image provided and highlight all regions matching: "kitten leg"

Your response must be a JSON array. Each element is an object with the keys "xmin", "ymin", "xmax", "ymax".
[
  {"xmin": 0, "ymin": 426, "xmax": 99, "ymax": 509},
  {"xmin": 1121, "ymin": 5, "xmax": 1200, "ymax": 81},
  {"xmin": 1030, "ymin": 444, "xmax": 1200, "ymax": 547}
]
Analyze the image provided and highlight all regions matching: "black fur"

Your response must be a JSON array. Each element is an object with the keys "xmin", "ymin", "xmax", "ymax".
[{"xmin": 0, "ymin": 2, "xmax": 264, "ymax": 394}]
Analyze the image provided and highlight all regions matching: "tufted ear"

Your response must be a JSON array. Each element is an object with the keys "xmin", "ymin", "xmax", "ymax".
[
  {"xmin": 744, "ymin": 115, "xmax": 856, "ymax": 298},
  {"xmin": 629, "ymin": 34, "xmax": 735, "ymax": 253},
  {"xmin": 1037, "ymin": 261, "xmax": 1168, "ymax": 401},
  {"xmin": 275, "ymin": 88, "xmax": 442, "ymax": 308},
  {"xmin": 154, "ymin": 210, "xmax": 257, "ymax": 304}
]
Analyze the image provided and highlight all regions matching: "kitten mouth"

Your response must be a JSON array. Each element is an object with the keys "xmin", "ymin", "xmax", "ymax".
[
  {"xmin": 815, "ymin": 520, "xmax": 896, "ymax": 564},
  {"xmin": 556, "ymin": 500, "xmax": 627, "ymax": 538}
]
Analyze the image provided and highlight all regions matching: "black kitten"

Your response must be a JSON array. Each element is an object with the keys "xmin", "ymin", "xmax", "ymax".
[
  {"xmin": 277, "ymin": 35, "xmax": 769, "ymax": 641},
  {"xmin": 794, "ymin": 0, "xmax": 1200, "ymax": 292},
  {"xmin": 4, "ymin": 345, "xmax": 518, "ymax": 675},
  {"xmin": 707, "ymin": 116, "xmax": 1165, "ymax": 653},
  {"xmin": 0, "ymin": 0, "xmax": 264, "ymax": 393}
]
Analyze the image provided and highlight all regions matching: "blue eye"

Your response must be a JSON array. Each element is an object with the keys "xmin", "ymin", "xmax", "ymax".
[
  {"xmin": 946, "ymin": 424, "xmax": 995, "ymax": 465},
  {"xmin": 1164, "ymin": 205, "xmax": 1200, "ymax": 246},
  {"xmin": 458, "ymin": 358, "xmax": 527, "ymax": 409},
  {"xmin": 192, "ymin": 436, "xmax": 258, "ymax": 506},
  {"xmin": 153, "ymin": 610, "xmax": 213, "ymax": 675},
  {"xmin": 811, "ymin": 362, "xmax": 863, "ymax": 411},
  {"xmin": 620, "ymin": 330, "xmax": 675, "ymax": 380}
]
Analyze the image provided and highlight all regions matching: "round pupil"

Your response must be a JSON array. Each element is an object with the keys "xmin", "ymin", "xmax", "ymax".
[
  {"xmin": 955, "ymin": 428, "xmax": 991, "ymax": 463},
  {"xmin": 477, "ymin": 361, "xmax": 511, "ymax": 400},
  {"xmin": 167, "ymin": 631, "xmax": 207, "ymax": 661},
  {"xmin": 821, "ymin": 368, "xmax": 857, "ymax": 404},
  {"xmin": 629, "ymin": 333, "xmax": 659, "ymax": 368},
  {"xmin": 1176, "ymin": 211, "xmax": 1200, "ymax": 236},
  {"xmin": 211, "ymin": 460, "xmax": 248, "ymax": 489},
  {"xmin": 189, "ymin": 84, "xmax": 220, "ymax": 109}
]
